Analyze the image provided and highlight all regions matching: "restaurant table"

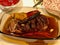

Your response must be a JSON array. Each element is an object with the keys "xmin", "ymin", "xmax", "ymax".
[{"xmin": 0, "ymin": 0, "xmax": 60, "ymax": 45}]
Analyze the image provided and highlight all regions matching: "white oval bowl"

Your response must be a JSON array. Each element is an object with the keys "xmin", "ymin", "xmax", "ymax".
[{"xmin": 0, "ymin": 7, "xmax": 60, "ymax": 43}]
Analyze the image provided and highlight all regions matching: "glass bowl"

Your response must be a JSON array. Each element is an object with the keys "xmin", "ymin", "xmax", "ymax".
[
  {"xmin": 0, "ymin": 0, "xmax": 22, "ymax": 12},
  {"xmin": 0, "ymin": 7, "xmax": 60, "ymax": 43}
]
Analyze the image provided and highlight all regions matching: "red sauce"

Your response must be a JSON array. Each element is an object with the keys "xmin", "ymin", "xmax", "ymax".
[
  {"xmin": 0, "ymin": 0, "xmax": 19, "ymax": 6},
  {"xmin": 27, "ymin": 10, "xmax": 40, "ymax": 17}
]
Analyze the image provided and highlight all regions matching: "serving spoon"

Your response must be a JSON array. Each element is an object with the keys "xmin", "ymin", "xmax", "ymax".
[{"xmin": 33, "ymin": 0, "xmax": 43, "ymax": 7}]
